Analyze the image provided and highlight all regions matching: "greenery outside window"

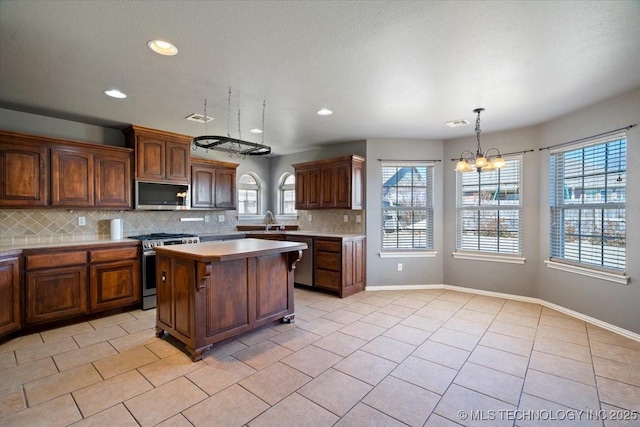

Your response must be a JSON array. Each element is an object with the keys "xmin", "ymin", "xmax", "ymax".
[
  {"xmin": 456, "ymin": 156, "xmax": 522, "ymax": 255},
  {"xmin": 550, "ymin": 134, "xmax": 626, "ymax": 272},
  {"xmin": 381, "ymin": 162, "xmax": 434, "ymax": 251},
  {"xmin": 238, "ymin": 172, "xmax": 260, "ymax": 215}
]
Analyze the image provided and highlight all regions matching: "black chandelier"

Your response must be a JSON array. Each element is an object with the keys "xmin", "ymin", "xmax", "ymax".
[
  {"xmin": 192, "ymin": 88, "xmax": 271, "ymax": 157},
  {"xmin": 454, "ymin": 108, "xmax": 505, "ymax": 172}
]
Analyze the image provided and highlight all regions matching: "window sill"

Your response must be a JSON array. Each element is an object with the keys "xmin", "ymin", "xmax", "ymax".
[
  {"xmin": 452, "ymin": 252, "xmax": 526, "ymax": 264},
  {"xmin": 544, "ymin": 260, "xmax": 629, "ymax": 285},
  {"xmin": 379, "ymin": 251, "xmax": 437, "ymax": 258},
  {"xmin": 236, "ymin": 215, "xmax": 264, "ymax": 222},
  {"xmin": 275, "ymin": 214, "xmax": 298, "ymax": 221}
]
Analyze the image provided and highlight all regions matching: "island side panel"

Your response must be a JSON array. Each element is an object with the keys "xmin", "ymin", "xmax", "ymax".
[
  {"xmin": 204, "ymin": 259, "xmax": 252, "ymax": 339},
  {"xmin": 254, "ymin": 253, "xmax": 294, "ymax": 326}
]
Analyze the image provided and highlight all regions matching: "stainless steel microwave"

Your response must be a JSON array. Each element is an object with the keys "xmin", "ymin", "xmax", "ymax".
[{"xmin": 135, "ymin": 181, "xmax": 190, "ymax": 210}]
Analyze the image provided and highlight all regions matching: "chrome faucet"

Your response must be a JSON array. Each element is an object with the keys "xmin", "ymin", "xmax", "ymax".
[{"xmin": 264, "ymin": 210, "xmax": 274, "ymax": 231}]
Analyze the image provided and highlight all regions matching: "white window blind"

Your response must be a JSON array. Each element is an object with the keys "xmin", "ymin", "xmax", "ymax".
[
  {"xmin": 550, "ymin": 133, "xmax": 626, "ymax": 272},
  {"xmin": 456, "ymin": 156, "xmax": 522, "ymax": 254},
  {"xmin": 381, "ymin": 162, "xmax": 434, "ymax": 250}
]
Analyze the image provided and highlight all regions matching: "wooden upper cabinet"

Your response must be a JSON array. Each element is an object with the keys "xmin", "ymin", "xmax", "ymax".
[
  {"xmin": 51, "ymin": 147, "xmax": 94, "ymax": 207},
  {"xmin": 191, "ymin": 158, "xmax": 238, "ymax": 209},
  {"xmin": 215, "ymin": 168, "xmax": 236, "ymax": 208},
  {"xmin": 0, "ymin": 132, "xmax": 49, "ymax": 207},
  {"xmin": 95, "ymin": 150, "xmax": 133, "ymax": 209},
  {"xmin": 0, "ymin": 130, "xmax": 133, "ymax": 209},
  {"xmin": 124, "ymin": 125, "xmax": 191, "ymax": 184},
  {"xmin": 293, "ymin": 155, "xmax": 364, "ymax": 210},
  {"xmin": 136, "ymin": 136, "xmax": 165, "ymax": 181},
  {"xmin": 294, "ymin": 168, "xmax": 320, "ymax": 210}
]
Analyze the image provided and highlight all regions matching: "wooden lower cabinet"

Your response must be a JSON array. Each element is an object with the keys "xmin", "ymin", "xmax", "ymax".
[
  {"xmin": 22, "ymin": 243, "xmax": 141, "ymax": 327},
  {"xmin": 89, "ymin": 246, "xmax": 140, "ymax": 311},
  {"xmin": 26, "ymin": 265, "xmax": 88, "ymax": 325},
  {"xmin": 0, "ymin": 255, "xmax": 21, "ymax": 337},
  {"xmin": 314, "ymin": 236, "xmax": 365, "ymax": 298}
]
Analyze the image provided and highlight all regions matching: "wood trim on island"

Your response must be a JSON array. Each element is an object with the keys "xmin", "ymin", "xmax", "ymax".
[{"xmin": 154, "ymin": 239, "xmax": 307, "ymax": 361}]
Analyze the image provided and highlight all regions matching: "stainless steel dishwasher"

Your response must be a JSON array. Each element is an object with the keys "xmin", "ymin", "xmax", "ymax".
[{"xmin": 286, "ymin": 236, "xmax": 313, "ymax": 286}]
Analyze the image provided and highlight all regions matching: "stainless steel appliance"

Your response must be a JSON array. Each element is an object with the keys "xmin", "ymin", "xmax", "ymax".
[
  {"xmin": 286, "ymin": 236, "xmax": 313, "ymax": 286},
  {"xmin": 128, "ymin": 233, "xmax": 200, "ymax": 309},
  {"xmin": 135, "ymin": 181, "xmax": 190, "ymax": 210}
]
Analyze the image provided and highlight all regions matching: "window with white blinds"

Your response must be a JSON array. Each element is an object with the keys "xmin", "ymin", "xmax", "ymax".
[
  {"xmin": 550, "ymin": 133, "xmax": 626, "ymax": 272},
  {"xmin": 382, "ymin": 162, "xmax": 434, "ymax": 251},
  {"xmin": 456, "ymin": 156, "xmax": 522, "ymax": 255}
]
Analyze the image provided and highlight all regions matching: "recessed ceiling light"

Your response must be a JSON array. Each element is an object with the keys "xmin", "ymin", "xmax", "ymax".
[
  {"xmin": 446, "ymin": 118, "xmax": 470, "ymax": 128},
  {"xmin": 147, "ymin": 40, "xmax": 178, "ymax": 56},
  {"xmin": 104, "ymin": 89, "xmax": 127, "ymax": 99},
  {"xmin": 317, "ymin": 108, "xmax": 333, "ymax": 116},
  {"xmin": 250, "ymin": 128, "xmax": 263, "ymax": 134}
]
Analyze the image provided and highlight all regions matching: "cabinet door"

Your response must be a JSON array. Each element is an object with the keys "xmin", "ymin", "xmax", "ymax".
[
  {"xmin": 26, "ymin": 266, "xmax": 88, "ymax": 324},
  {"xmin": 334, "ymin": 162, "xmax": 351, "ymax": 208},
  {"xmin": 215, "ymin": 168, "xmax": 236, "ymax": 208},
  {"xmin": 90, "ymin": 260, "xmax": 140, "ymax": 312},
  {"xmin": 136, "ymin": 137, "xmax": 165, "ymax": 180},
  {"xmin": 165, "ymin": 141, "xmax": 190, "ymax": 183},
  {"xmin": 0, "ymin": 142, "xmax": 49, "ymax": 207},
  {"xmin": 320, "ymin": 166, "xmax": 336, "ymax": 208},
  {"xmin": 307, "ymin": 168, "xmax": 321, "ymax": 209},
  {"xmin": 51, "ymin": 148, "xmax": 94, "ymax": 207},
  {"xmin": 0, "ymin": 257, "xmax": 21, "ymax": 337},
  {"xmin": 95, "ymin": 151, "xmax": 132, "ymax": 208},
  {"xmin": 191, "ymin": 165, "xmax": 215, "ymax": 208},
  {"xmin": 294, "ymin": 170, "xmax": 307, "ymax": 210}
]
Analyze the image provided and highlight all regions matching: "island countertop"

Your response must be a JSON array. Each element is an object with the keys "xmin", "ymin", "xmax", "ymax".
[{"xmin": 154, "ymin": 238, "xmax": 307, "ymax": 263}]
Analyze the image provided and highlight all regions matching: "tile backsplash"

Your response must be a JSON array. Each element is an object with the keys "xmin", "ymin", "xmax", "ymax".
[{"xmin": 0, "ymin": 208, "xmax": 365, "ymax": 245}]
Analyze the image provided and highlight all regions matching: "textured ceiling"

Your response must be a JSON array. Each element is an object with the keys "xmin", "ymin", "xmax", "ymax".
[{"xmin": 1, "ymin": 1, "xmax": 639, "ymax": 154}]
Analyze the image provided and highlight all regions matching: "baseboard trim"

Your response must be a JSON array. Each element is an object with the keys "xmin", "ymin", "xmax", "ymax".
[{"xmin": 365, "ymin": 284, "xmax": 640, "ymax": 343}]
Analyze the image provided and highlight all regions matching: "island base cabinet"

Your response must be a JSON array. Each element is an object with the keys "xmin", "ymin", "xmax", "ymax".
[{"xmin": 156, "ymin": 252, "xmax": 296, "ymax": 361}]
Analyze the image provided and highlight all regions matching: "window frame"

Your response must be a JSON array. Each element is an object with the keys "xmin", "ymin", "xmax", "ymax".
[
  {"xmin": 380, "ymin": 161, "xmax": 434, "ymax": 252},
  {"xmin": 549, "ymin": 134, "xmax": 627, "ymax": 276},
  {"xmin": 237, "ymin": 172, "xmax": 261, "ymax": 216},
  {"xmin": 278, "ymin": 172, "xmax": 296, "ymax": 216},
  {"xmin": 455, "ymin": 155, "xmax": 523, "ymax": 258}
]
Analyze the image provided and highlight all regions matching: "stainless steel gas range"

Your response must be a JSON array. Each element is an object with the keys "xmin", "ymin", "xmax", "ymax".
[{"xmin": 128, "ymin": 233, "xmax": 200, "ymax": 310}]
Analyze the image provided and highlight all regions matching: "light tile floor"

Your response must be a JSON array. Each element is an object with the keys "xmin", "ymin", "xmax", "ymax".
[{"xmin": 1, "ymin": 288, "xmax": 639, "ymax": 427}]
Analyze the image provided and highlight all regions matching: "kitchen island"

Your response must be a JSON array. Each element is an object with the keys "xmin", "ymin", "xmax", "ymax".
[{"xmin": 153, "ymin": 238, "xmax": 307, "ymax": 361}]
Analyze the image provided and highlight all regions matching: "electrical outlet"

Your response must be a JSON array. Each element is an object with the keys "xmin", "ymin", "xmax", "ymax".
[
  {"xmin": 355, "ymin": 214, "xmax": 361, "ymax": 223},
  {"xmin": 397, "ymin": 263, "xmax": 403, "ymax": 272},
  {"xmin": 218, "ymin": 214, "xmax": 225, "ymax": 223},
  {"xmin": 308, "ymin": 214, "xmax": 313, "ymax": 221},
  {"xmin": 343, "ymin": 214, "xmax": 348, "ymax": 223},
  {"xmin": 78, "ymin": 216, "xmax": 86, "ymax": 226},
  {"xmin": 204, "ymin": 215, "xmax": 210, "ymax": 223}
]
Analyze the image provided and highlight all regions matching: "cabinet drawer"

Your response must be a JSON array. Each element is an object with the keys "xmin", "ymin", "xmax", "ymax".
[
  {"xmin": 26, "ymin": 251, "xmax": 87, "ymax": 270},
  {"xmin": 315, "ymin": 252, "xmax": 341, "ymax": 271},
  {"xmin": 315, "ymin": 240, "xmax": 341, "ymax": 253},
  {"xmin": 90, "ymin": 247, "xmax": 138, "ymax": 263},
  {"xmin": 315, "ymin": 269, "xmax": 341, "ymax": 291}
]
